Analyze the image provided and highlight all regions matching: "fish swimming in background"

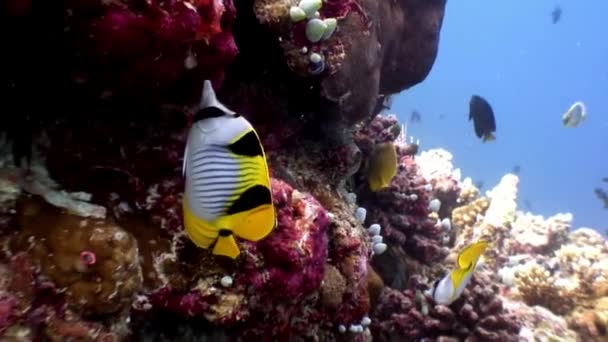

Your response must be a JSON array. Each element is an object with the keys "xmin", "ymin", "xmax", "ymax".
[
  {"xmin": 551, "ymin": 5, "xmax": 562, "ymax": 24},
  {"xmin": 409, "ymin": 110, "xmax": 422, "ymax": 123},
  {"xmin": 181, "ymin": 80, "xmax": 276, "ymax": 259},
  {"xmin": 595, "ymin": 187, "xmax": 608, "ymax": 209},
  {"xmin": 429, "ymin": 240, "xmax": 488, "ymax": 305},
  {"xmin": 562, "ymin": 101, "xmax": 587, "ymax": 128},
  {"xmin": 366, "ymin": 142, "xmax": 398, "ymax": 192},
  {"xmin": 468, "ymin": 95, "xmax": 496, "ymax": 142}
]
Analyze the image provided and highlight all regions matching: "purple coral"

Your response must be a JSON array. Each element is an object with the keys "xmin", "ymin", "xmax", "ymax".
[{"xmin": 372, "ymin": 273, "xmax": 521, "ymax": 341}]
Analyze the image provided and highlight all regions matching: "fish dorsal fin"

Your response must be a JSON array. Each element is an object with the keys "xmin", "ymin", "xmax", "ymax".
[
  {"xmin": 450, "ymin": 267, "xmax": 468, "ymax": 290},
  {"xmin": 456, "ymin": 240, "xmax": 489, "ymax": 269},
  {"xmin": 199, "ymin": 80, "xmax": 236, "ymax": 116}
]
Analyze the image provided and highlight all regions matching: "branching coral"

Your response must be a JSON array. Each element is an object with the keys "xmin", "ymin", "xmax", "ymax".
[
  {"xmin": 451, "ymin": 174, "xmax": 519, "ymax": 270},
  {"xmin": 451, "ymin": 198, "xmax": 490, "ymax": 231},
  {"xmin": 513, "ymin": 263, "xmax": 576, "ymax": 315},
  {"xmin": 554, "ymin": 228, "xmax": 608, "ymax": 299}
]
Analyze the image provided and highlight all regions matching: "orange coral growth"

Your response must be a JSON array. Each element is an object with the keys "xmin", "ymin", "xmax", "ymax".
[{"xmin": 11, "ymin": 195, "xmax": 143, "ymax": 316}]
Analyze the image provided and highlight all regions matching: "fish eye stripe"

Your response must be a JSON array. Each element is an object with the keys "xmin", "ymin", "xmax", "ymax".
[
  {"xmin": 194, "ymin": 107, "xmax": 225, "ymax": 121},
  {"xmin": 228, "ymin": 130, "xmax": 264, "ymax": 157}
]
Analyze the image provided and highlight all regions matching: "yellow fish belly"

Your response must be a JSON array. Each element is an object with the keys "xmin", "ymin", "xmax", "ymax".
[{"xmin": 182, "ymin": 199, "xmax": 218, "ymax": 249}]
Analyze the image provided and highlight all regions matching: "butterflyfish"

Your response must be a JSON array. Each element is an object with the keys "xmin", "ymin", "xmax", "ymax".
[
  {"xmin": 430, "ymin": 240, "xmax": 488, "ymax": 305},
  {"xmin": 468, "ymin": 95, "xmax": 496, "ymax": 142},
  {"xmin": 366, "ymin": 142, "xmax": 397, "ymax": 192},
  {"xmin": 181, "ymin": 80, "xmax": 276, "ymax": 259},
  {"xmin": 562, "ymin": 101, "xmax": 587, "ymax": 128}
]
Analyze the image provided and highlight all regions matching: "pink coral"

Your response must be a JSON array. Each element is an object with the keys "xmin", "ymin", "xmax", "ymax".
[
  {"xmin": 0, "ymin": 294, "xmax": 17, "ymax": 333},
  {"xmin": 4, "ymin": 0, "xmax": 238, "ymax": 108},
  {"xmin": 372, "ymin": 273, "xmax": 521, "ymax": 341},
  {"xmin": 127, "ymin": 178, "xmax": 330, "ymax": 338}
]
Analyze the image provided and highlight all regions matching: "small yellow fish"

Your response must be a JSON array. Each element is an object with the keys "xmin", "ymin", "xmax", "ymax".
[
  {"xmin": 182, "ymin": 80, "xmax": 276, "ymax": 259},
  {"xmin": 430, "ymin": 240, "xmax": 488, "ymax": 305},
  {"xmin": 366, "ymin": 142, "xmax": 397, "ymax": 191}
]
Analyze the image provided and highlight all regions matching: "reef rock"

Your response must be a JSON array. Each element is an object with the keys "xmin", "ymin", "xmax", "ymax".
[{"xmin": 372, "ymin": 272, "xmax": 520, "ymax": 341}]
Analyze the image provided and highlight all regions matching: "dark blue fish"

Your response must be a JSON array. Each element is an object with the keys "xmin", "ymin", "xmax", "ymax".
[
  {"xmin": 409, "ymin": 110, "xmax": 422, "ymax": 123},
  {"xmin": 469, "ymin": 95, "xmax": 496, "ymax": 142},
  {"xmin": 552, "ymin": 6, "xmax": 562, "ymax": 24}
]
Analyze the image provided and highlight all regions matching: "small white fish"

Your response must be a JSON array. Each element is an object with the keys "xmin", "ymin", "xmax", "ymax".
[{"xmin": 562, "ymin": 101, "xmax": 587, "ymax": 127}]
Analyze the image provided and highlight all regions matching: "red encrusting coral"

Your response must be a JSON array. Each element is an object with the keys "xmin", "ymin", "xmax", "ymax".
[
  {"xmin": 138, "ymin": 179, "xmax": 331, "ymax": 338},
  {"xmin": 371, "ymin": 273, "xmax": 521, "ymax": 341},
  {"xmin": 4, "ymin": 0, "xmax": 238, "ymax": 109}
]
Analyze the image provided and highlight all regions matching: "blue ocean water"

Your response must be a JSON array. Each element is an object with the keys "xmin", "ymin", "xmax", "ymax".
[{"xmin": 393, "ymin": 0, "xmax": 608, "ymax": 232}]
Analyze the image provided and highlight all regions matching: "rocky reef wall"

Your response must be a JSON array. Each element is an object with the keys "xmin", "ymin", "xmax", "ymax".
[{"xmin": 2, "ymin": 0, "xmax": 608, "ymax": 341}]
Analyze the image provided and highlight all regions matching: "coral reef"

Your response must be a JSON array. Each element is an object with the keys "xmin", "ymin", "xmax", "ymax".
[
  {"xmin": 513, "ymin": 263, "xmax": 576, "ymax": 315},
  {"xmin": 2, "ymin": 0, "xmax": 239, "ymax": 110},
  {"xmin": 12, "ymin": 195, "xmax": 143, "ymax": 316},
  {"xmin": 5, "ymin": 0, "xmax": 608, "ymax": 340},
  {"xmin": 502, "ymin": 298, "xmax": 579, "ymax": 341},
  {"xmin": 372, "ymin": 272, "xmax": 521, "ymax": 341},
  {"xmin": 354, "ymin": 115, "xmax": 448, "ymax": 266},
  {"xmin": 508, "ymin": 212, "xmax": 571, "ymax": 255}
]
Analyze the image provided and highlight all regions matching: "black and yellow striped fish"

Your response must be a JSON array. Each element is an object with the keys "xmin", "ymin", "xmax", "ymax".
[{"xmin": 182, "ymin": 80, "xmax": 276, "ymax": 259}]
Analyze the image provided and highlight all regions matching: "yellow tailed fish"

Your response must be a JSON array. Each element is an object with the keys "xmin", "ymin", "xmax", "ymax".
[
  {"xmin": 182, "ymin": 80, "xmax": 276, "ymax": 259},
  {"xmin": 430, "ymin": 240, "xmax": 488, "ymax": 305},
  {"xmin": 366, "ymin": 142, "xmax": 398, "ymax": 192}
]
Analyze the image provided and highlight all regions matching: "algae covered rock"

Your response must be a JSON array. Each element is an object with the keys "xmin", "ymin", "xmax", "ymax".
[{"xmin": 12, "ymin": 195, "xmax": 143, "ymax": 316}]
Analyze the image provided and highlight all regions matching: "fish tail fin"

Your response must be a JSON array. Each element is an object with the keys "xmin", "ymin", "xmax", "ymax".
[{"xmin": 213, "ymin": 234, "xmax": 241, "ymax": 259}]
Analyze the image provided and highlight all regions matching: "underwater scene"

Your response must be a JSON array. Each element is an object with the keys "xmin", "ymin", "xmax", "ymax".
[{"xmin": 0, "ymin": 0, "xmax": 607, "ymax": 341}]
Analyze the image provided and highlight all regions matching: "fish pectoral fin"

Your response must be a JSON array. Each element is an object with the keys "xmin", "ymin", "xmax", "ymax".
[
  {"xmin": 182, "ymin": 141, "xmax": 188, "ymax": 178},
  {"xmin": 232, "ymin": 205, "xmax": 276, "ymax": 242},
  {"xmin": 213, "ymin": 235, "xmax": 241, "ymax": 259}
]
